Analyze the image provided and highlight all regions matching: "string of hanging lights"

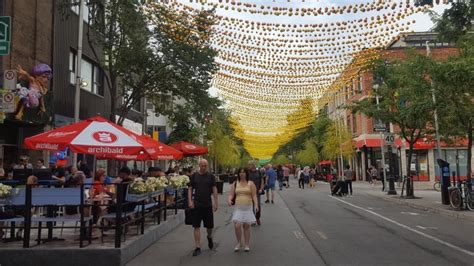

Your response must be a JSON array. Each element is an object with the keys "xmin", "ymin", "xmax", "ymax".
[{"xmin": 144, "ymin": 0, "xmax": 440, "ymax": 159}]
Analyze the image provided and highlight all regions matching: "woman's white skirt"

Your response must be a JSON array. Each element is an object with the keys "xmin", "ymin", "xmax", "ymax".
[{"xmin": 232, "ymin": 205, "xmax": 256, "ymax": 224}]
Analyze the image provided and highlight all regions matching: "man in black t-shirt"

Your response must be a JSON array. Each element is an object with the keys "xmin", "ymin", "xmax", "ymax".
[{"xmin": 188, "ymin": 159, "xmax": 218, "ymax": 257}]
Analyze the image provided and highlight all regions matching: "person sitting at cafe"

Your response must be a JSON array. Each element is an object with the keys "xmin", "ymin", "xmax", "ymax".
[
  {"xmin": 90, "ymin": 169, "xmax": 110, "ymax": 198},
  {"xmin": 0, "ymin": 159, "xmax": 5, "ymax": 179},
  {"xmin": 65, "ymin": 166, "xmax": 78, "ymax": 182},
  {"xmin": 78, "ymin": 160, "xmax": 92, "ymax": 179},
  {"xmin": 36, "ymin": 159, "xmax": 47, "ymax": 169},
  {"xmin": 90, "ymin": 169, "xmax": 113, "ymax": 225},
  {"xmin": 14, "ymin": 156, "xmax": 33, "ymax": 169},
  {"xmin": 26, "ymin": 175, "xmax": 38, "ymax": 186},
  {"xmin": 64, "ymin": 171, "xmax": 87, "ymax": 216},
  {"xmin": 51, "ymin": 164, "xmax": 66, "ymax": 185},
  {"xmin": 107, "ymin": 166, "xmax": 137, "ymax": 213}
]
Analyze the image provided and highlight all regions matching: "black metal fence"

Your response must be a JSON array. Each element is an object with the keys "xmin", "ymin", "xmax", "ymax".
[{"xmin": 0, "ymin": 182, "xmax": 187, "ymax": 248}]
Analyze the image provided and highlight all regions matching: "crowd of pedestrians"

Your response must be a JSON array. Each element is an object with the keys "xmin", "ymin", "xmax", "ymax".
[{"xmin": 186, "ymin": 161, "xmax": 329, "ymax": 256}]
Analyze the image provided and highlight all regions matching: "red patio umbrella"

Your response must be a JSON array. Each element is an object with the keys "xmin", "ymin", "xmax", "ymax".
[
  {"xmin": 170, "ymin": 141, "xmax": 208, "ymax": 157},
  {"xmin": 23, "ymin": 116, "xmax": 158, "ymax": 159},
  {"xmin": 99, "ymin": 135, "xmax": 183, "ymax": 161}
]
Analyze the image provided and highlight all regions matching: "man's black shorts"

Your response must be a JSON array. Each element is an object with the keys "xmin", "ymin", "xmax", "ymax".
[{"xmin": 192, "ymin": 207, "xmax": 214, "ymax": 228}]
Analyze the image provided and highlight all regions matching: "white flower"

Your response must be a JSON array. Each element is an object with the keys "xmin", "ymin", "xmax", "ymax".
[
  {"xmin": 145, "ymin": 176, "xmax": 168, "ymax": 192},
  {"xmin": 129, "ymin": 180, "xmax": 148, "ymax": 194},
  {"xmin": 0, "ymin": 184, "xmax": 13, "ymax": 198},
  {"xmin": 169, "ymin": 175, "xmax": 190, "ymax": 188}
]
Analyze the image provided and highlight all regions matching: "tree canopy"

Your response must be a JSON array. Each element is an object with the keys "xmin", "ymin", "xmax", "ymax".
[{"xmin": 63, "ymin": 0, "xmax": 220, "ymax": 125}]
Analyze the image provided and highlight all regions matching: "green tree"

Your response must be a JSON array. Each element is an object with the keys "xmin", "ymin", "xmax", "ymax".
[
  {"xmin": 146, "ymin": 4, "xmax": 220, "ymax": 125},
  {"xmin": 430, "ymin": 0, "xmax": 474, "ymax": 42},
  {"xmin": 433, "ymin": 35, "xmax": 474, "ymax": 179},
  {"xmin": 295, "ymin": 139, "xmax": 319, "ymax": 166},
  {"xmin": 349, "ymin": 52, "xmax": 435, "ymax": 181},
  {"xmin": 428, "ymin": 0, "xmax": 474, "ymax": 179},
  {"xmin": 206, "ymin": 110, "xmax": 241, "ymax": 171},
  {"xmin": 61, "ymin": 1, "xmax": 218, "ymax": 124},
  {"xmin": 312, "ymin": 116, "xmax": 332, "ymax": 157},
  {"xmin": 273, "ymin": 154, "xmax": 290, "ymax": 165},
  {"xmin": 239, "ymin": 151, "xmax": 253, "ymax": 167},
  {"xmin": 165, "ymin": 106, "xmax": 202, "ymax": 144},
  {"xmin": 322, "ymin": 121, "xmax": 353, "ymax": 163}
]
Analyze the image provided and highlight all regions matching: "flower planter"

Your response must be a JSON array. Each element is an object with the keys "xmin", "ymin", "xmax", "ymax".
[
  {"xmin": 0, "ymin": 197, "xmax": 11, "ymax": 205},
  {"xmin": 126, "ymin": 193, "xmax": 149, "ymax": 202},
  {"xmin": 150, "ymin": 189, "xmax": 164, "ymax": 198}
]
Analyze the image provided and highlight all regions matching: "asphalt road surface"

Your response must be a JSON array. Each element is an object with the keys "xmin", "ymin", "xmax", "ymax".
[{"xmin": 128, "ymin": 179, "xmax": 474, "ymax": 266}]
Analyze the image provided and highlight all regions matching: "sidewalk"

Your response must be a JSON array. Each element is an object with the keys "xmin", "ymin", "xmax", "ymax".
[{"xmin": 352, "ymin": 181, "xmax": 474, "ymax": 222}]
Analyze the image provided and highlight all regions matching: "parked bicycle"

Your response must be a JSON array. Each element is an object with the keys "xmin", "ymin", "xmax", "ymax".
[
  {"xmin": 433, "ymin": 181, "xmax": 441, "ymax": 192},
  {"xmin": 449, "ymin": 179, "xmax": 473, "ymax": 211}
]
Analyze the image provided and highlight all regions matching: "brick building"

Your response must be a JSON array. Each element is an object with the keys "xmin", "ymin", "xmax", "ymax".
[
  {"xmin": 0, "ymin": 1, "xmax": 148, "ymax": 172},
  {"xmin": 325, "ymin": 32, "xmax": 472, "ymax": 188},
  {"xmin": 0, "ymin": 0, "xmax": 54, "ymax": 168}
]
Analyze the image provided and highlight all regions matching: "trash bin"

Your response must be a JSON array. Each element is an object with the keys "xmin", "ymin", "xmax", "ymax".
[{"xmin": 437, "ymin": 159, "xmax": 451, "ymax": 205}]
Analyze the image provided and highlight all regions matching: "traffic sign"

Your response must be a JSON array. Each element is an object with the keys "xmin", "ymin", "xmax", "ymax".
[
  {"xmin": 3, "ymin": 69, "xmax": 17, "ymax": 91},
  {"xmin": 1, "ymin": 90, "xmax": 15, "ymax": 113},
  {"xmin": 0, "ymin": 16, "xmax": 11, "ymax": 56},
  {"xmin": 384, "ymin": 133, "xmax": 395, "ymax": 145},
  {"xmin": 374, "ymin": 127, "xmax": 387, "ymax": 132},
  {"xmin": 373, "ymin": 119, "xmax": 387, "ymax": 132}
]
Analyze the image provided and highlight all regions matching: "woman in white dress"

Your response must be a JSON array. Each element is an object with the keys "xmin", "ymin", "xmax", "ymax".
[{"xmin": 227, "ymin": 168, "xmax": 258, "ymax": 252}]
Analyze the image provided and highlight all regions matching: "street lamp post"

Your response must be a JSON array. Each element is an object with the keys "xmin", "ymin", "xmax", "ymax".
[
  {"xmin": 426, "ymin": 41, "xmax": 443, "ymax": 171},
  {"xmin": 73, "ymin": 0, "xmax": 85, "ymax": 167},
  {"xmin": 373, "ymin": 84, "xmax": 388, "ymax": 192}
]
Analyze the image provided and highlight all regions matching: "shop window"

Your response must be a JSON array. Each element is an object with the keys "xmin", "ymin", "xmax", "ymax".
[
  {"xmin": 358, "ymin": 75, "xmax": 363, "ymax": 93},
  {"xmin": 69, "ymin": 51, "xmax": 104, "ymax": 96},
  {"xmin": 408, "ymin": 151, "xmax": 429, "ymax": 181},
  {"xmin": 435, "ymin": 149, "xmax": 469, "ymax": 179},
  {"xmin": 352, "ymin": 114, "xmax": 357, "ymax": 134},
  {"xmin": 70, "ymin": 0, "xmax": 90, "ymax": 24}
]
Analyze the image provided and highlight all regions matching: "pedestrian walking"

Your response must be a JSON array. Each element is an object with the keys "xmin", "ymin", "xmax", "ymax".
[
  {"xmin": 367, "ymin": 166, "xmax": 377, "ymax": 185},
  {"xmin": 282, "ymin": 165, "xmax": 290, "ymax": 188},
  {"xmin": 247, "ymin": 161, "xmax": 264, "ymax": 225},
  {"xmin": 264, "ymin": 164, "xmax": 277, "ymax": 204},
  {"xmin": 277, "ymin": 165, "xmax": 284, "ymax": 191},
  {"xmin": 187, "ymin": 159, "xmax": 218, "ymax": 257},
  {"xmin": 299, "ymin": 166, "xmax": 310, "ymax": 189},
  {"xmin": 228, "ymin": 168, "xmax": 258, "ymax": 252},
  {"xmin": 295, "ymin": 166, "xmax": 301, "ymax": 180},
  {"xmin": 343, "ymin": 165, "xmax": 353, "ymax": 196}
]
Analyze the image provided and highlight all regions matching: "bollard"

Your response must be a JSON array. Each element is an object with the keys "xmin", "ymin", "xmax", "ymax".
[
  {"xmin": 387, "ymin": 176, "xmax": 397, "ymax": 195},
  {"xmin": 406, "ymin": 176, "xmax": 414, "ymax": 198}
]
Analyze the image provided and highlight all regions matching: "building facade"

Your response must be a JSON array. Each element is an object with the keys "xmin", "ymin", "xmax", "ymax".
[
  {"xmin": 0, "ymin": 0, "xmax": 151, "ymax": 172},
  {"xmin": 326, "ymin": 32, "xmax": 472, "ymax": 188},
  {"xmin": 0, "ymin": 0, "xmax": 54, "ymax": 168}
]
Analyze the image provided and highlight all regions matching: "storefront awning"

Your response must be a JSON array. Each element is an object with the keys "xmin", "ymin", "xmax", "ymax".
[
  {"xmin": 356, "ymin": 137, "xmax": 468, "ymax": 150},
  {"xmin": 318, "ymin": 160, "xmax": 332, "ymax": 165},
  {"xmin": 356, "ymin": 137, "xmax": 403, "ymax": 148}
]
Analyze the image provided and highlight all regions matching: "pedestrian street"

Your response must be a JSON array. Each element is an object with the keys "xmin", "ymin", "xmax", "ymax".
[{"xmin": 128, "ymin": 179, "xmax": 474, "ymax": 266}]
